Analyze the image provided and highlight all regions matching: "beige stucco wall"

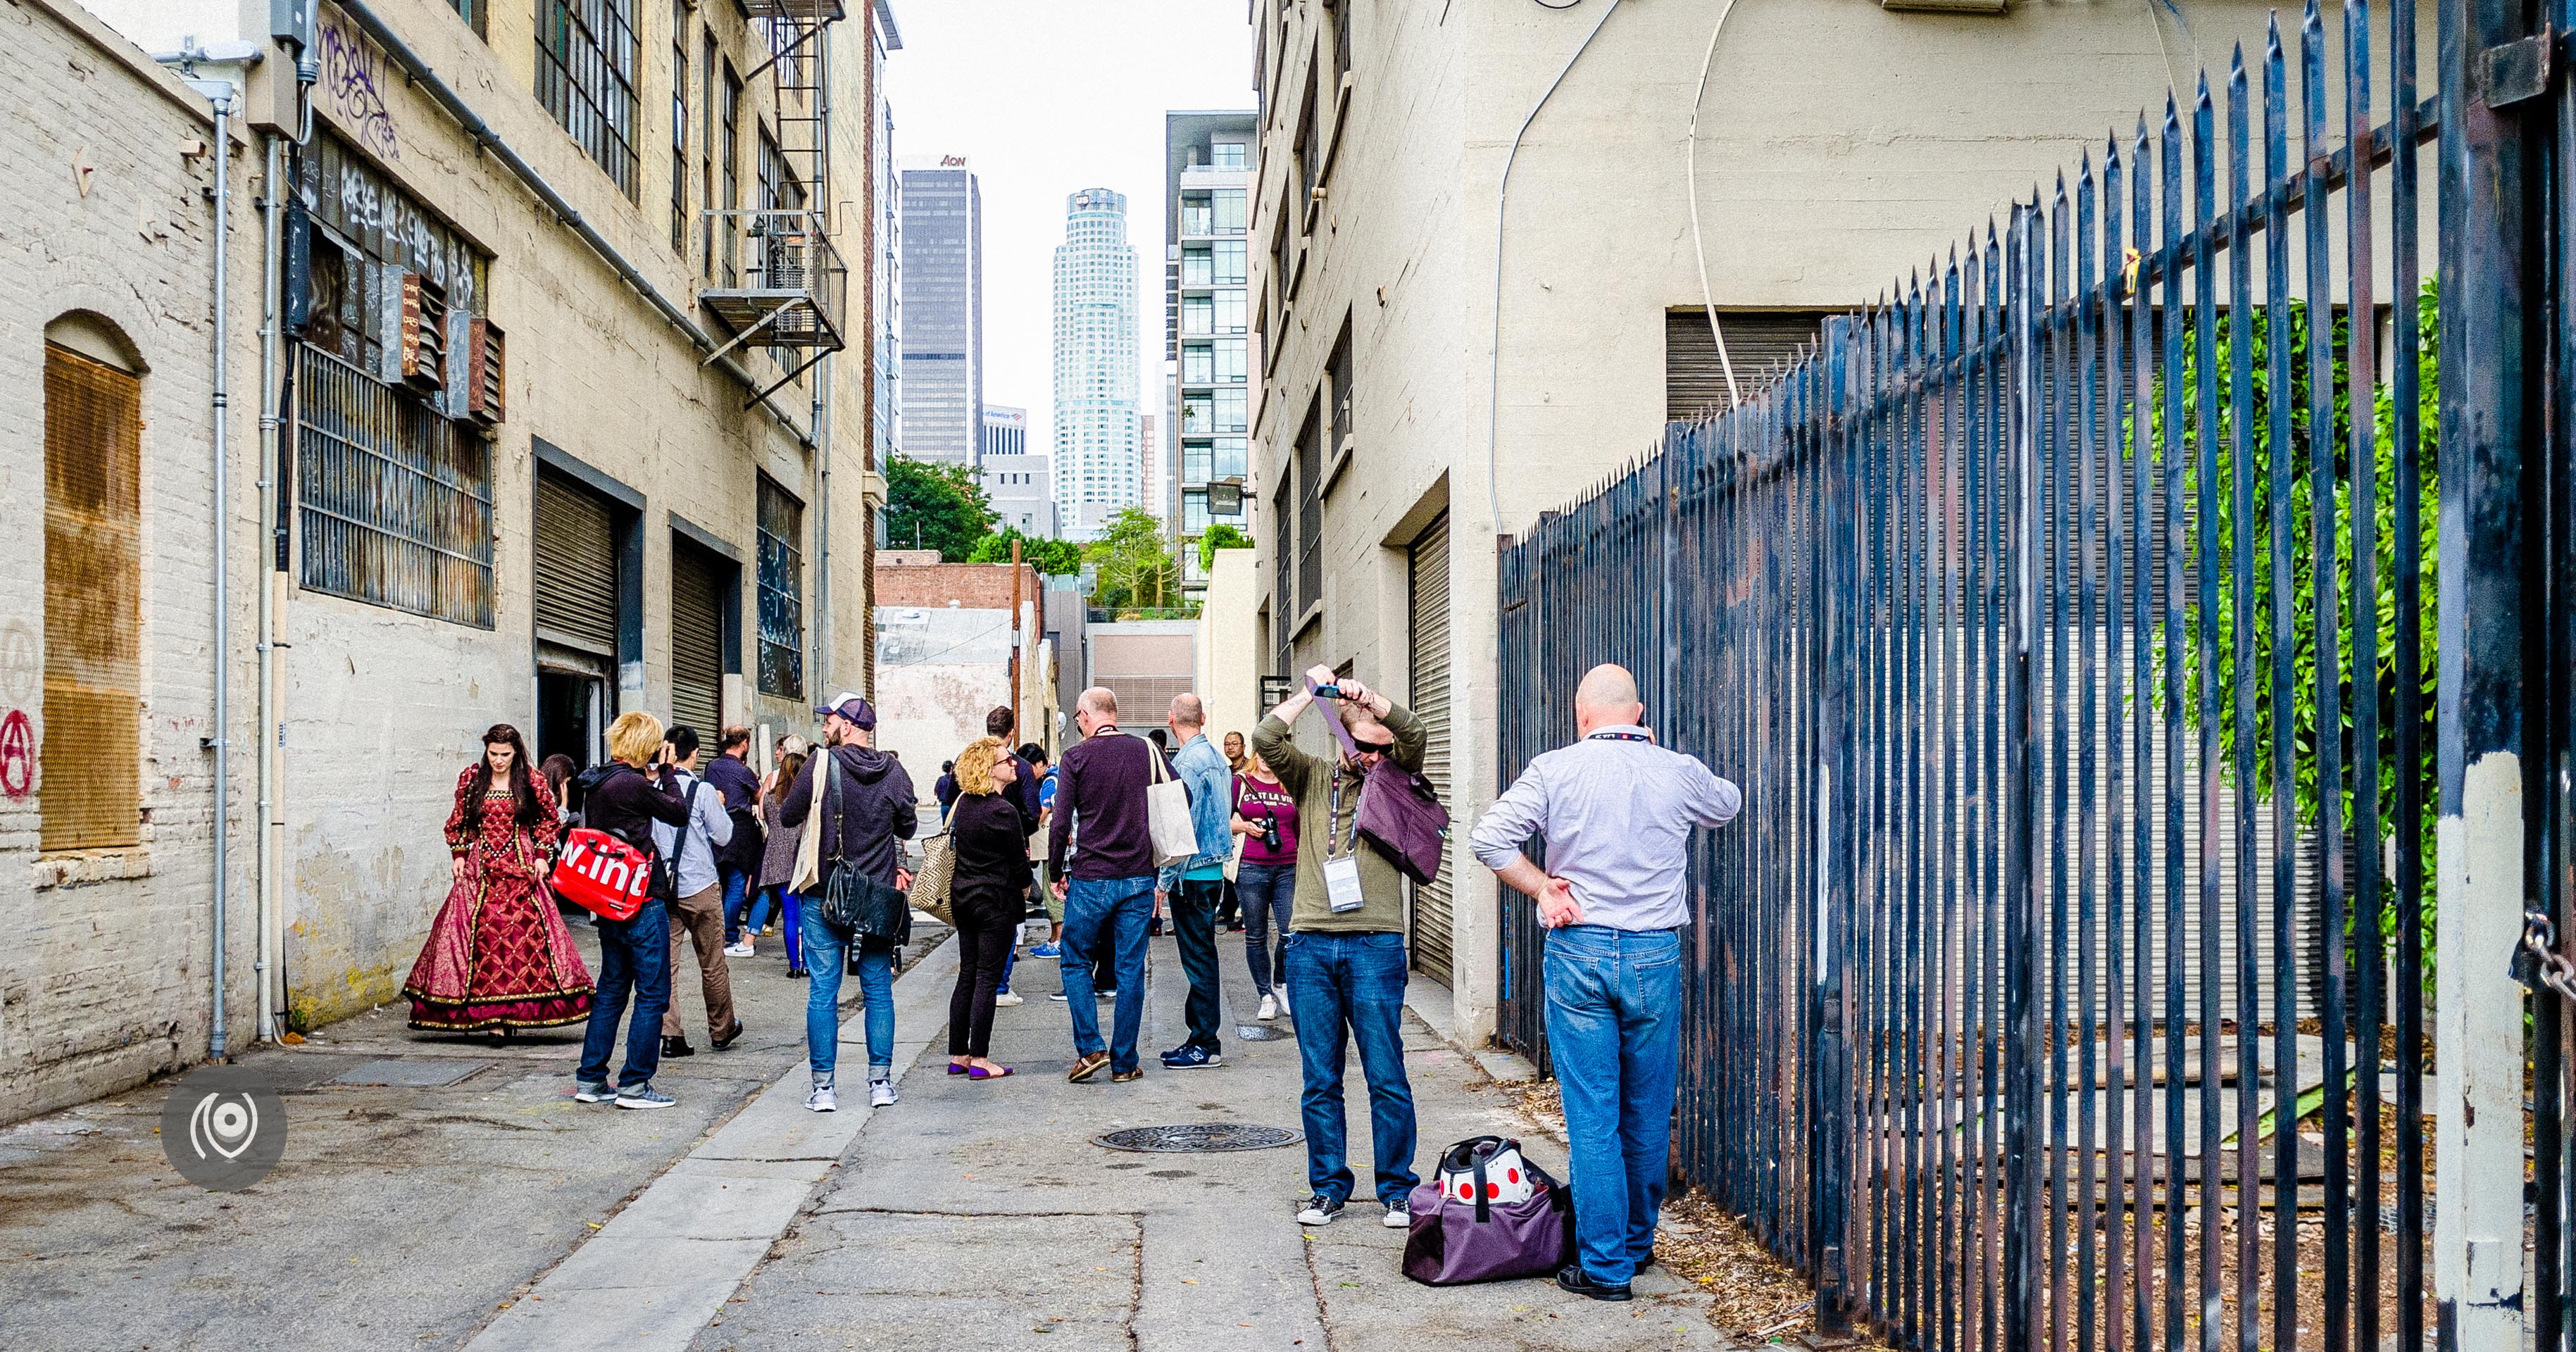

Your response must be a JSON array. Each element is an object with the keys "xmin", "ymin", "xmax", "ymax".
[
  {"xmin": 0, "ymin": 0, "xmax": 262, "ymax": 1122},
  {"xmin": 1249, "ymin": 0, "xmax": 2418, "ymax": 1042}
]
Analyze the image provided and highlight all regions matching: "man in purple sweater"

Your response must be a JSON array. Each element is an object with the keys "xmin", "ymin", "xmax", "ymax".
[{"xmin": 1048, "ymin": 686, "xmax": 1175, "ymax": 1083}]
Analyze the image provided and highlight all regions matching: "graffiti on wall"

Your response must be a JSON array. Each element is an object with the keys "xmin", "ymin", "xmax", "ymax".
[
  {"xmin": 315, "ymin": 7, "xmax": 400, "ymax": 162},
  {"xmin": 1, "ymin": 711, "xmax": 34, "ymax": 799}
]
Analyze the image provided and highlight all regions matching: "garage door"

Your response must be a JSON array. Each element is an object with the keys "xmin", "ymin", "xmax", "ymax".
[
  {"xmin": 1408, "ymin": 515, "xmax": 1453, "ymax": 985},
  {"xmin": 670, "ymin": 540, "xmax": 725, "ymax": 737},
  {"xmin": 534, "ymin": 472, "xmax": 620, "ymax": 660}
]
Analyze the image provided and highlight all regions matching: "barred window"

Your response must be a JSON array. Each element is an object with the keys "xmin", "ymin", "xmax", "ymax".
[
  {"xmin": 297, "ymin": 347, "xmax": 496, "ymax": 627},
  {"xmin": 720, "ymin": 65, "xmax": 742, "ymax": 285},
  {"xmin": 537, "ymin": 0, "xmax": 639, "ymax": 199},
  {"xmin": 757, "ymin": 476, "xmax": 805, "ymax": 698}
]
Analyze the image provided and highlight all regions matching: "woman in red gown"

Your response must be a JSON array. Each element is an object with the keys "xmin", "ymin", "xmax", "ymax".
[{"xmin": 404, "ymin": 724, "xmax": 595, "ymax": 1033}]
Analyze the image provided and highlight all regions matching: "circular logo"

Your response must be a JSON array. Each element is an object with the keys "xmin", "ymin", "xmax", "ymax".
[{"xmin": 159, "ymin": 1065, "xmax": 287, "ymax": 1191}]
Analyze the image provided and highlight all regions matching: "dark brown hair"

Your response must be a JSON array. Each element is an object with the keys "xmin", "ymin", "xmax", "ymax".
[{"xmin": 465, "ymin": 724, "xmax": 543, "ymax": 828}]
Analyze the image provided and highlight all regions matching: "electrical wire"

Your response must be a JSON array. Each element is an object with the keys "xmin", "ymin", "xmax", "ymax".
[
  {"xmin": 1684, "ymin": 0, "xmax": 1749, "ymax": 413},
  {"xmin": 1485, "ymin": 0, "xmax": 1624, "ymax": 534}
]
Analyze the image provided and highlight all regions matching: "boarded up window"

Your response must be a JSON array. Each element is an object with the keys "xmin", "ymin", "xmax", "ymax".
[{"xmin": 43, "ymin": 345, "xmax": 142, "ymax": 851}]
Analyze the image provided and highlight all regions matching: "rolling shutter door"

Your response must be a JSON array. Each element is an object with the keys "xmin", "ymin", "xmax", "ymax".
[
  {"xmin": 1666, "ymin": 309, "xmax": 1831, "ymax": 423},
  {"xmin": 670, "ymin": 542, "xmax": 725, "ymax": 737},
  {"xmin": 534, "ymin": 474, "xmax": 620, "ymax": 660},
  {"xmin": 1408, "ymin": 516, "xmax": 1453, "ymax": 985}
]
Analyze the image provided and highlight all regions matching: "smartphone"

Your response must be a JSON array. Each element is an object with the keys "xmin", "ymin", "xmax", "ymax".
[{"xmin": 1312, "ymin": 684, "xmax": 1342, "ymax": 701}]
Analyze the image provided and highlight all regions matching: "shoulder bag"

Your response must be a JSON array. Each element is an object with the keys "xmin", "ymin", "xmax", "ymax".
[
  {"xmin": 1313, "ymin": 691, "xmax": 1452, "ymax": 886},
  {"xmin": 911, "ymin": 826, "xmax": 958, "ymax": 927},
  {"xmin": 1140, "ymin": 736, "xmax": 1198, "ymax": 868},
  {"xmin": 813, "ymin": 749, "xmax": 913, "ymax": 947}
]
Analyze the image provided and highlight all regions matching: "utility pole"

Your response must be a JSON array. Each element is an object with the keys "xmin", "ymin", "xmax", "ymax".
[{"xmin": 1010, "ymin": 538, "xmax": 1023, "ymax": 737}]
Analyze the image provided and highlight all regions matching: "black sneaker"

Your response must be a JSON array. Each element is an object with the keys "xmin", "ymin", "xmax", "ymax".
[
  {"xmin": 662, "ymin": 1036, "xmax": 695, "ymax": 1058},
  {"xmin": 1160, "ymin": 1044, "xmax": 1223, "ymax": 1070},
  {"xmin": 1296, "ymin": 1194, "xmax": 1345, "ymax": 1226},
  {"xmin": 1556, "ymin": 1265, "xmax": 1632, "ymax": 1302}
]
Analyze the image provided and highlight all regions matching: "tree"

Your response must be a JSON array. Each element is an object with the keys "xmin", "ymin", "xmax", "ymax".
[
  {"xmin": 967, "ymin": 527, "xmax": 1083, "ymax": 576},
  {"xmin": 882, "ymin": 454, "xmax": 994, "ymax": 561},
  {"xmin": 1197, "ymin": 522, "xmax": 1253, "ymax": 571},
  {"xmin": 1087, "ymin": 507, "xmax": 1187, "ymax": 613}
]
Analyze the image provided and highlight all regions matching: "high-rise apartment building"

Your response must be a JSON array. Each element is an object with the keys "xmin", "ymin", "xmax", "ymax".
[
  {"xmin": 873, "ymin": 44, "xmax": 901, "ymax": 480},
  {"xmin": 1139, "ymin": 414, "xmax": 1159, "ymax": 526},
  {"xmin": 1051, "ymin": 187, "xmax": 1139, "ymax": 542},
  {"xmin": 899, "ymin": 156, "xmax": 983, "ymax": 465},
  {"xmin": 1163, "ymin": 112, "xmax": 1256, "ymax": 595}
]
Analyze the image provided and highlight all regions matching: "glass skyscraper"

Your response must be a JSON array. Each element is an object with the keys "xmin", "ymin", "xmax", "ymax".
[
  {"xmin": 1163, "ymin": 111, "xmax": 1256, "ymax": 594},
  {"xmin": 1051, "ymin": 187, "xmax": 1140, "ymax": 542},
  {"xmin": 899, "ymin": 158, "xmax": 983, "ymax": 466}
]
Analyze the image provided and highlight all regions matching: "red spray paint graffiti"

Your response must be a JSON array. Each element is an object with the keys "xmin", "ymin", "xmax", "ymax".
[{"xmin": 0, "ymin": 711, "xmax": 33, "ymax": 798}]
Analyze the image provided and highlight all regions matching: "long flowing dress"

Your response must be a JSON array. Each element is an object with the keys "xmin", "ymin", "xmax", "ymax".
[{"xmin": 402, "ymin": 767, "xmax": 594, "ymax": 1031}]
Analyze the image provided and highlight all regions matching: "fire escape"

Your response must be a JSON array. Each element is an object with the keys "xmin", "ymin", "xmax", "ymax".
[{"xmin": 701, "ymin": 0, "xmax": 847, "ymax": 406}]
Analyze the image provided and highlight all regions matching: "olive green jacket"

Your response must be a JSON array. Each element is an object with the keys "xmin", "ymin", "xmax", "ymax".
[{"xmin": 1251, "ymin": 701, "xmax": 1427, "ymax": 934}]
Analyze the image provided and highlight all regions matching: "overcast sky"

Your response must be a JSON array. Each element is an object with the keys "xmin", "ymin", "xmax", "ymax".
[{"xmin": 882, "ymin": 0, "xmax": 1256, "ymax": 461}]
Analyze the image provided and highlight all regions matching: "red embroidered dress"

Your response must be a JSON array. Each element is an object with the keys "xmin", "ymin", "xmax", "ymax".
[{"xmin": 403, "ymin": 766, "xmax": 594, "ymax": 1031}]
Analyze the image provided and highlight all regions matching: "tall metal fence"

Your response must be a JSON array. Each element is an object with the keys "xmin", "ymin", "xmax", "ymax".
[{"xmin": 1489, "ymin": 2, "xmax": 2576, "ymax": 1348}]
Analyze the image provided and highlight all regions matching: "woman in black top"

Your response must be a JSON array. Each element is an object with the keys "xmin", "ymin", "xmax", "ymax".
[{"xmin": 945, "ymin": 737, "xmax": 1032, "ymax": 1078}]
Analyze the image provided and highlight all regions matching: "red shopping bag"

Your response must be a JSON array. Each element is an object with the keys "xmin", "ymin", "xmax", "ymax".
[{"xmin": 548, "ymin": 827, "xmax": 656, "ymax": 922}]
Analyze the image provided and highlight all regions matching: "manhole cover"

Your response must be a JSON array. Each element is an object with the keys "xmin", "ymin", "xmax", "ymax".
[
  {"xmin": 1234, "ymin": 1024, "xmax": 1291, "ymax": 1042},
  {"xmin": 327, "ymin": 1060, "xmax": 486, "ymax": 1088},
  {"xmin": 1094, "ymin": 1122, "xmax": 1302, "ymax": 1153}
]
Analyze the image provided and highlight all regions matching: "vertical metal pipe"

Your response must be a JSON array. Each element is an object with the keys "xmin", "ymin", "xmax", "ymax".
[{"xmin": 256, "ymin": 127, "xmax": 282, "ymax": 1046}]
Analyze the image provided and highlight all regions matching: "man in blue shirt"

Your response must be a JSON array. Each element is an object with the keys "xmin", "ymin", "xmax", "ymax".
[
  {"xmin": 1470, "ymin": 663, "xmax": 1741, "ymax": 1303},
  {"xmin": 1157, "ymin": 694, "xmax": 1235, "ymax": 1070}
]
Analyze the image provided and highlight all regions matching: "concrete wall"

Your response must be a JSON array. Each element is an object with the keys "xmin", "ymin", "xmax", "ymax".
[
  {"xmin": 873, "ymin": 596, "xmax": 1048, "ymax": 813},
  {"xmin": 1247, "ymin": 0, "xmax": 2418, "ymax": 1041},
  {"xmin": 1084, "ymin": 621, "xmax": 1196, "ymax": 730},
  {"xmin": 0, "ymin": 0, "xmax": 262, "ymax": 1122},
  {"xmin": 1194, "ymin": 549, "xmax": 1261, "ymax": 751}
]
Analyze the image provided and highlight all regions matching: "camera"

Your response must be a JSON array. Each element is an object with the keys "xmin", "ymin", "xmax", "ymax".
[{"xmin": 1261, "ymin": 815, "xmax": 1282, "ymax": 853}]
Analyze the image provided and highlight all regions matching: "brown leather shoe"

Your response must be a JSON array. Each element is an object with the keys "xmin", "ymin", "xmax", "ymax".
[
  {"xmin": 1111, "ymin": 1068, "xmax": 1144, "ymax": 1084},
  {"xmin": 1067, "ymin": 1051, "xmax": 1110, "ymax": 1083}
]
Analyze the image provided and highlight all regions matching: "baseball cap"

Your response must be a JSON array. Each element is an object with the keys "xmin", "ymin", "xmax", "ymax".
[{"xmin": 815, "ymin": 691, "xmax": 877, "ymax": 730}]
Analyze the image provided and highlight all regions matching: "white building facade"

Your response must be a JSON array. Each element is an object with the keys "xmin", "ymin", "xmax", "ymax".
[
  {"xmin": 1049, "ymin": 187, "xmax": 1139, "ymax": 542},
  {"xmin": 980, "ymin": 406, "xmax": 1054, "ymax": 537}
]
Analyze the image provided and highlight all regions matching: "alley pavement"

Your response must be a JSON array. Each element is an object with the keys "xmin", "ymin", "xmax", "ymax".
[{"xmin": 0, "ymin": 913, "xmax": 1732, "ymax": 1352}]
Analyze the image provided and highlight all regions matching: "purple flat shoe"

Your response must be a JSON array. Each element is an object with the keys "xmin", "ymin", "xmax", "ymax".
[
  {"xmin": 968, "ymin": 1065, "xmax": 1014, "ymax": 1080},
  {"xmin": 948, "ymin": 1063, "xmax": 970, "ymax": 1075}
]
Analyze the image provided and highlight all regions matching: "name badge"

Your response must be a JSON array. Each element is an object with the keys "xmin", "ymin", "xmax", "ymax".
[{"xmin": 1323, "ymin": 856, "xmax": 1365, "ymax": 913}]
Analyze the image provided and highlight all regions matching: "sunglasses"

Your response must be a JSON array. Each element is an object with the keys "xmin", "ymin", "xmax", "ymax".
[{"xmin": 1353, "ymin": 739, "xmax": 1394, "ymax": 756}]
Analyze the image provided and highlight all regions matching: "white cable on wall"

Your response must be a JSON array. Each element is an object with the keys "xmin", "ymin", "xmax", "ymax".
[
  {"xmin": 1685, "ymin": 0, "xmax": 1748, "ymax": 413},
  {"xmin": 1486, "ymin": 0, "xmax": 1625, "ymax": 534}
]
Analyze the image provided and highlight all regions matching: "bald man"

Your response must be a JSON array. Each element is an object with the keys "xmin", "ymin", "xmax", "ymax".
[
  {"xmin": 1155, "ymin": 693, "xmax": 1234, "ymax": 1070},
  {"xmin": 1468, "ymin": 663, "xmax": 1742, "ymax": 1301},
  {"xmin": 1048, "ymin": 686, "xmax": 1177, "ymax": 1083}
]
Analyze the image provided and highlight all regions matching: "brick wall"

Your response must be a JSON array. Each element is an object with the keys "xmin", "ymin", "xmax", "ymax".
[{"xmin": 874, "ymin": 563, "xmax": 1042, "ymax": 612}]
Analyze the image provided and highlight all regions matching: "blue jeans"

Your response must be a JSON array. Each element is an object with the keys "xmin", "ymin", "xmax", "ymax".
[
  {"xmin": 1544, "ymin": 925, "xmax": 1684, "ymax": 1286},
  {"xmin": 1235, "ymin": 862, "xmax": 1296, "ymax": 996},
  {"xmin": 1060, "ymin": 875, "xmax": 1154, "ymax": 1073},
  {"xmin": 719, "ymin": 865, "xmax": 752, "ymax": 944},
  {"xmin": 1284, "ymin": 930, "xmax": 1418, "ymax": 1206},
  {"xmin": 768, "ymin": 887, "xmax": 803, "ymax": 968},
  {"xmin": 577, "ymin": 897, "xmax": 671, "ymax": 1090},
  {"xmin": 801, "ymin": 901, "xmax": 895, "ymax": 1083}
]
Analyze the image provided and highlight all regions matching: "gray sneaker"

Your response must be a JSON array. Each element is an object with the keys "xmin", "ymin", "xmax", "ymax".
[
  {"xmin": 868, "ymin": 1078, "xmax": 899, "ymax": 1108},
  {"xmin": 806, "ymin": 1077, "xmax": 838, "ymax": 1113},
  {"xmin": 573, "ymin": 1079, "xmax": 615, "ymax": 1104},
  {"xmin": 614, "ymin": 1084, "xmax": 676, "ymax": 1110}
]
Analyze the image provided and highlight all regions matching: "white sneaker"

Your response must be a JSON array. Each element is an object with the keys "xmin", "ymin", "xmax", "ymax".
[
  {"xmin": 994, "ymin": 991, "xmax": 1025, "ymax": 1007},
  {"xmin": 1277, "ymin": 989, "xmax": 1292, "ymax": 1019},
  {"xmin": 869, "ymin": 1079, "xmax": 899, "ymax": 1108},
  {"xmin": 1256, "ymin": 994, "xmax": 1279, "ymax": 1022},
  {"xmin": 806, "ymin": 1079, "xmax": 837, "ymax": 1113},
  {"xmin": 1382, "ymin": 1199, "xmax": 1412, "ymax": 1228},
  {"xmin": 724, "ymin": 940, "xmax": 754, "ymax": 958}
]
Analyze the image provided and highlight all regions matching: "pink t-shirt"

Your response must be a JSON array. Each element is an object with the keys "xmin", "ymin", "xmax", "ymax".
[{"xmin": 1234, "ymin": 774, "xmax": 1299, "ymax": 866}]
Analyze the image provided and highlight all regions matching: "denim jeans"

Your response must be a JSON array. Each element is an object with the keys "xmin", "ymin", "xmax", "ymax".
[
  {"xmin": 577, "ymin": 896, "xmax": 671, "ymax": 1090},
  {"xmin": 1284, "ymin": 930, "xmax": 1418, "ymax": 1206},
  {"xmin": 1060, "ymin": 875, "xmax": 1154, "ymax": 1073},
  {"xmin": 1234, "ymin": 862, "xmax": 1296, "ymax": 996},
  {"xmin": 800, "ymin": 900, "xmax": 895, "ymax": 1083},
  {"xmin": 1169, "ymin": 877, "xmax": 1225, "ymax": 1053},
  {"xmin": 767, "ymin": 887, "xmax": 804, "ymax": 968},
  {"xmin": 719, "ymin": 865, "xmax": 752, "ymax": 944},
  {"xmin": 1543, "ymin": 924, "xmax": 1684, "ymax": 1286}
]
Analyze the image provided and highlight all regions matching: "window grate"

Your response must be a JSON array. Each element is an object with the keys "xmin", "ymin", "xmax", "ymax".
[
  {"xmin": 757, "ymin": 476, "xmax": 806, "ymax": 698},
  {"xmin": 296, "ymin": 346, "xmax": 495, "ymax": 627}
]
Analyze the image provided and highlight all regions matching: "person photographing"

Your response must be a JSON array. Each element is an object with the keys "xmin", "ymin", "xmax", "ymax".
[
  {"xmin": 1468, "ymin": 663, "xmax": 1742, "ymax": 1302},
  {"xmin": 1251, "ymin": 665, "xmax": 1425, "ymax": 1230}
]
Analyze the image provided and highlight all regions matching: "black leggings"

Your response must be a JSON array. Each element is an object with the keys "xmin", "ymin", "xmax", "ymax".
[{"xmin": 948, "ymin": 881, "xmax": 1019, "ymax": 1059}]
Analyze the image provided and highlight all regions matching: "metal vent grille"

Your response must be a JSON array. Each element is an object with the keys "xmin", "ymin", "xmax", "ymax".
[{"xmin": 42, "ymin": 344, "xmax": 142, "ymax": 852}]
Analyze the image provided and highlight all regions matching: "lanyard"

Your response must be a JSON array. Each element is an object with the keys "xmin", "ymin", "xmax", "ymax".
[
  {"xmin": 1587, "ymin": 731, "xmax": 1653, "ymax": 744},
  {"xmin": 1327, "ymin": 765, "xmax": 1349, "ymax": 858}
]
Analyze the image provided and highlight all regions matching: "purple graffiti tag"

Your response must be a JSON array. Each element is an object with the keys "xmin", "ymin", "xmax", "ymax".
[{"xmin": 317, "ymin": 15, "xmax": 399, "ymax": 161}]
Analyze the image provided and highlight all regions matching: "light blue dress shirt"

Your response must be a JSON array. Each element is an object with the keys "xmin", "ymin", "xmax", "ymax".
[
  {"xmin": 1468, "ymin": 725, "xmax": 1742, "ymax": 932},
  {"xmin": 1158, "ymin": 732, "xmax": 1235, "ymax": 890},
  {"xmin": 650, "ymin": 768, "xmax": 735, "ymax": 900}
]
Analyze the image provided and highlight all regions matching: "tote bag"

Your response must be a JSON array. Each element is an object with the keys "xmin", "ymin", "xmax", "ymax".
[
  {"xmin": 910, "ymin": 829, "xmax": 957, "ymax": 927},
  {"xmin": 1140, "ymin": 737, "xmax": 1198, "ymax": 868}
]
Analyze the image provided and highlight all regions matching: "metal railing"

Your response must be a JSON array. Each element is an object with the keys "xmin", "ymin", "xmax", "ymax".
[
  {"xmin": 699, "ymin": 207, "xmax": 849, "ymax": 351},
  {"xmin": 1482, "ymin": 4, "xmax": 2568, "ymax": 1349}
]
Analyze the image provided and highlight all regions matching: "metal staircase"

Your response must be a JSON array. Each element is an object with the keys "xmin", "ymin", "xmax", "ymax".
[{"xmin": 700, "ymin": 0, "xmax": 847, "ymax": 404}]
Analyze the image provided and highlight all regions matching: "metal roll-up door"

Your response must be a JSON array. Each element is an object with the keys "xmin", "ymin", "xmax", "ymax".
[
  {"xmin": 534, "ymin": 474, "xmax": 620, "ymax": 659},
  {"xmin": 670, "ymin": 542, "xmax": 725, "ymax": 737},
  {"xmin": 1408, "ymin": 515, "xmax": 1453, "ymax": 985}
]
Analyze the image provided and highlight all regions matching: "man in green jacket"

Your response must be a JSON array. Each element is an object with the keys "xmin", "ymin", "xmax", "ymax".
[{"xmin": 1251, "ymin": 664, "xmax": 1427, "ymax": 1230}]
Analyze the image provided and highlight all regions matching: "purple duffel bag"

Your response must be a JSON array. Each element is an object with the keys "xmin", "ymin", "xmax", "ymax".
[{"xmin": 1400, "ymin": 1138, "xmax": 1577, "ymax": 1286}]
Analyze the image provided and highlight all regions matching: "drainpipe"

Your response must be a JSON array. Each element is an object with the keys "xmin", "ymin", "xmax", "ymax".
[
  {"xmin": 174, "ymin": 49, "xmax": 251, "ymax": 1060},
  {"xmin": 255, "ymin": 130, "xmax": 283, "ymax": 1044}
]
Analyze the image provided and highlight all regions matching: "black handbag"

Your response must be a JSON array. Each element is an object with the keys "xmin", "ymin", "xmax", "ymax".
[{"xmin": 813, "ymin": 749, "xmax": 912, "ymax": 947}]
